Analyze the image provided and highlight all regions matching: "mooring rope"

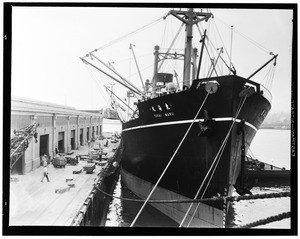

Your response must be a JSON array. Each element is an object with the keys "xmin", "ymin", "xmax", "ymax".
[
  {"xmin": 234, "ymin": 211, "xmax": 291, "ymax": 228},
  {"xmin": 129, "ymin": 92, "xmax": 210, "ymax": 227},
  {"xmin": 94, "ymin": 183, "xmax": 290, "ymax": 203},
  {"xmin": 180, "ymin": 95, "xmax": 248, "ymax": 227},
  {"xmin": 94, "ymin": 182, "xmax": 290, "ymax": 228}
]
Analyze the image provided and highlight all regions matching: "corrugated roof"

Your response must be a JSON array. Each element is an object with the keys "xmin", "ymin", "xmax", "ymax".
[{"xmin": 11, "ymin": 96, "xmax": 102, "ymax": 117}]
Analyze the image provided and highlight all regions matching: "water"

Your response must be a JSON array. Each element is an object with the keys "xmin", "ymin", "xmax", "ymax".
[
  {"xmin": 105, "ymin": 129, "xmax": 291, "ymax": 228},
  {"xmin": 250, "ymin": 129, "xmax": 290, "ymax": 169},
  {"xmin": 105, "ymin": 177, "xmax": 178, "ymax": 227},
  {"xmin": 102, "ymin": 118, "xmax": 122, "ymax": 135}
]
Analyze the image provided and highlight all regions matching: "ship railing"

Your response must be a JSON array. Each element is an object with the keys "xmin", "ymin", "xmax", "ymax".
[
  {"xmin": 259, "ymin": 84, "xmax": 272, "ymax": 103},
  {"xmin": 244, "ymin": 79, "xmax": 272, "ymax": 103}
]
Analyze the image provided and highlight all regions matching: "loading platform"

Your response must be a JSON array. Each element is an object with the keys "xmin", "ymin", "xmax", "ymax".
[{"xmin": 9, "ymin": 139, "xmax": 120, "ymax": 226}]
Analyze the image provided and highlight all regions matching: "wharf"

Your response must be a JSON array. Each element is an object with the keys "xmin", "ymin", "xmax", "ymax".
[{"xmin": 9, "ymin": 139, "xmax": 120, "ymax": 226}]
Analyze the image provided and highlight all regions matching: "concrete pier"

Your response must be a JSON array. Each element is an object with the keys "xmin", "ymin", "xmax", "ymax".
[{"xmin": 9, "ymin": 139, "xmax": 120, "ymax": 226}]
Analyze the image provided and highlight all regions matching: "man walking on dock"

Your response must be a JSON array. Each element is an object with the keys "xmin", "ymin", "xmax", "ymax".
[{"xmin": 41, "ymin": 157, "xmax": 50, "ymax": 182}]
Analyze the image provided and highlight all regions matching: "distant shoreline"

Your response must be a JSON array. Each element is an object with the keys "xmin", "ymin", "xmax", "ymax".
[{"xmin": 260, "ymin": 126, "xmax": 291, "ymax": 130}]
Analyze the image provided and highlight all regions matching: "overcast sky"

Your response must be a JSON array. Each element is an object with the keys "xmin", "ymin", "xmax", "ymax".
[{"xmin": 10, "ymin": 5, "xmax": 293, "ymax": 114}]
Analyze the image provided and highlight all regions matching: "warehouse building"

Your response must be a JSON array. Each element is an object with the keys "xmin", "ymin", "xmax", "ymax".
[{"xmin": 11, "ymin": 96, "xmax": 103, "ymax": 175}]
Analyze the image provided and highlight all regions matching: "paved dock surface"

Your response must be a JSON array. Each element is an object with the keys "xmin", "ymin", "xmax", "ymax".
[{"xmin": 9, "ymin": 140, "xmax": 119, "ymax": 226}]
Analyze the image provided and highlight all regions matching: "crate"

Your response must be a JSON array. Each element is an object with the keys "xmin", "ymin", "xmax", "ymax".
[
  {"xmin": 83, "ymin": 163, "xmax": 96, "ymax": 174},
  {"xmin": 73, "ymin": 168, "xmax": 82, "ymax": 174},
  {"xmin": 53, "ymin": 156, "xmax": 67, "ymax": 168},
  {"xmin": 66, "ymin": 156, "xmax": 79, "ymax": 165},
  {"xmin": 55, "ymin": 186, "xmax": 70, "ymax": 194}
]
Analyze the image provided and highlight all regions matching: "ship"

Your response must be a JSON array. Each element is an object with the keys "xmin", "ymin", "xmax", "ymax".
[{"xmin": 81, "ymin": 8, "xmax": 277, "ymax": 227}]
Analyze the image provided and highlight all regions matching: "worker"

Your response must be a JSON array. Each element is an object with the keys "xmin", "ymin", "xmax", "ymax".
[
  {"xmin": 43, "ymin": 154, "xmax": 48, "ymax": 167},
  {"xmin": 41, "ymin": 161, "xmax": 50, "ymax": 183}
]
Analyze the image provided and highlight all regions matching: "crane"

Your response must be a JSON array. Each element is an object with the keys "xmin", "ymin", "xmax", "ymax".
[{"xmin": 10, "ymin": 121, "xmax": 39, "ymax": 171}]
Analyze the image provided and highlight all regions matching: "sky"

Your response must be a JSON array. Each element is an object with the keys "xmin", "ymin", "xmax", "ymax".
[{"xmin": 10, "ymin": 4, "xmax": 294, "ymax": 114}]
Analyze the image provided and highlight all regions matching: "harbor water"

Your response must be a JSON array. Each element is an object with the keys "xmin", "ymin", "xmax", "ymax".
[{"xmin": 105, "ymin": 129, "xmax": 291, "ymax": 228}]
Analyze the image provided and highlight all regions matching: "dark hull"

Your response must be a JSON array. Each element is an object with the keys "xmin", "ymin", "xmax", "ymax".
[{"xmin": 120, "ymin": 75, "xmax": 271, "ymax": 227}]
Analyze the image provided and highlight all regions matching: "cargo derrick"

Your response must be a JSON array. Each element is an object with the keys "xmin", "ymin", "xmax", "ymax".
[{"xmin": 10, "ymin": 121, "xmax": 39, "ymax": 172}]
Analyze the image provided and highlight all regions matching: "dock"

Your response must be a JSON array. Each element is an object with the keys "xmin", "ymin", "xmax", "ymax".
[{"xmin": 9, "ymin": 138, "xmax": 120, "ymax": 226}]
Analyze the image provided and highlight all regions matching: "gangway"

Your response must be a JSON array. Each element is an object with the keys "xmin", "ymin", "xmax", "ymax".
[{"xmin": 10, "ymin": 121, "xmax": 39, "ymax": 171}]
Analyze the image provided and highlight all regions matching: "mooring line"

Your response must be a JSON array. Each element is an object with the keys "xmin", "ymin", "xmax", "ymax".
[
  {"xmin": 94, "ymin": 183, "xmax": 290, "ymax": 203},
  {"xmin": 95, "ymin": 183, "xmax": 290, "ymax": 228},
  {"xmin": 180, "ymin": 95, "xmax": 248, "ymax": 227},
  {"xmin": 129, "ymin": 92, "xmax": 210, "ymax": 227},
  {"xmin": 234, "ymin": 211, "xmax": 291, "ymax": 228}
]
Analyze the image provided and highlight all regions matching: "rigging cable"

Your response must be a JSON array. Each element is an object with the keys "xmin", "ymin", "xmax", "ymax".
[
  {"xmin": 267, "ymin": 64, "xmax": 276, "ymax": 90},
  {"xmin": 157, "ymin": 22, "xmax": 184, "ymax": 73},
  {"xmin": 214, "ymin": 16, "xmax": 272, "ymax": 54},
  {"xmin": 179, "ymin": 95, "xmax": 248, "ymax": 227},
  {"xmin": 83, "ymin": 63, "xmax": 110, "ymax": 107},
  {"xmin": 130, "ymin": 92, "xmax": 210, "ymax": 227},
  {"xmin": 261, "ymin": 64, "xmax": 274, "ymax": 89},
  {"xmin": 209, "ymin": 19, "xmax": 235, "ymax": 75},
  {"xmin": 197, "ymin": 19, "xmax": 236, "ymax": 76},
  {"xmin": 92, "ymin": 16, "xmax": 164, "ymax": 52},
  {"xmin": 160, "ymin": 15, "xmax": 168, "ymax": 50},
  {"xmin": 84, "ymin": 62, "xmax": 127, "ymax": 121},
  {"xmin": 208, "ymin": 19, "xmax": 225, "ymax": 75},
  {"xmin": 211, "ymin": 18, "xmax": 232, "ymax": 65},
  {"xmin": 195, "ymin": 24, "xmax": 218, "ymax": 78}
]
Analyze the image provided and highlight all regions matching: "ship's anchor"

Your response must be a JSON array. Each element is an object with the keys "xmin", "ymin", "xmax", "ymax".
[
  {"xmin": 198, "ymin": 110, "xmax": 216, "ymax": 136},
  {"xmin": 234, "ymin": 119, "xmax": 252, "ymax": 196}
]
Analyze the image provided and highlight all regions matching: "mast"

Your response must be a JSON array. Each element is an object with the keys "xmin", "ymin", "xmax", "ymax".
[
  {"xmin": 152, "ymin": 45, "xmax": 160, "ymax": 97},
  {"xmin": 169, "ymin": 8, "xmax": 212, "ymax": 88},
  {"xmin": 197, "ymin": 29, "xmax": 207, "ymax": 79},
  {"xmin": 183, "ymin": 8, "xmax": 193, "ymax": 87},
  {"xmin": 192, "ymin": 48, "xmax": 198, "ymax": 80},
  {"xmin": 129, "ymin": 44, "xmax": 146, "ymax": 91}
]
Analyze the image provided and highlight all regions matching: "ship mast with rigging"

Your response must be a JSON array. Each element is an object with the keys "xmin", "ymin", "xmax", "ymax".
[{"xmin": 168, "ymin": 8, "xmax": 212, "ymax": 87}]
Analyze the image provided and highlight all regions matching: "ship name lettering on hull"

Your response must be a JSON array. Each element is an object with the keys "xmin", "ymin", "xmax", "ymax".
[{"xmin": 165, "ymin": 112, "xmax": 174, "ymax": 116}]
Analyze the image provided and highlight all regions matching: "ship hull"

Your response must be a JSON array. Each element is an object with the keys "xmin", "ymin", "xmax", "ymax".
[
  {"xmin": 121, "ymin": 167, "xmax": 223, "ymax": 227},
  {"xmin": 120, "ymin": 75, "xmax": 271, "ymax": 227}
]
